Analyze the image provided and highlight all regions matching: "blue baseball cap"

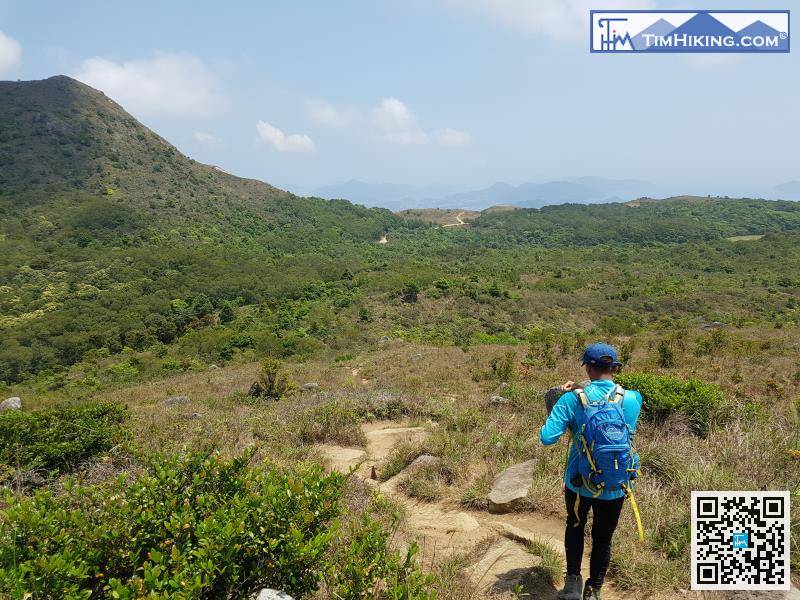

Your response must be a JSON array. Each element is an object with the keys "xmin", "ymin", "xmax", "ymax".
[{"xmin": 581, "ymin": 342, "xmax": 622, "ymax": 367}]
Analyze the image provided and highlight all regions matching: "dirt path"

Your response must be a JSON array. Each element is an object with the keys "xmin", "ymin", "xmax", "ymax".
[
  {"xmin": 315, "ymin": 421, "xmax": 632, "ymax": 599},
  {"xmin": 316, "ymin": 422, "xmax": 800, "ymax": 598},
  {"xmin": 442, "ymin": 211, "xmax": 467, "ymax": 227}
]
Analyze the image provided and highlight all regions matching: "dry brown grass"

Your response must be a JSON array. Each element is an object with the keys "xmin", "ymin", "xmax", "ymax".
[{"xmin": 16, "ymin": 327, "xmax": 797, "ymax": 596}]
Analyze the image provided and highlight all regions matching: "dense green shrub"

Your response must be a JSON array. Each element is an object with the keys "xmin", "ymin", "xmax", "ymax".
[
  {"xmin": 325, "ymin": 513, "xmax": 435, "ymax": 599},
  {"xmin": 0, "ymin": 402, "xmax": 129, "ymax": 475},
  {"xmin": 248, "ymin": 357, "xmax": 296, "ymax": 400},
  {"xmin": 0, "ymin": 453, "xmax": 347, "ymax": 598},
  {"xmin": 615, "ymin": 372, "xmax": 725, "ymax": 435}
]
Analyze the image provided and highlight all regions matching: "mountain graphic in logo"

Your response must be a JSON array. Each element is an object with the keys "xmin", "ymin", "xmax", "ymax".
[
  {"xmin": 648, "ymin": 12, "xmax": 736, "ymax": 51},
  {"xmin": 669, "ymin": 12, "xmax": 737, "ymax": 37},
  {"xmin": 737, "ymin": 20, "xmax": 789, "ymax": 51},
  {"xmin": 632, "ymin": 18, "xmax": 676, "ymax": 50}
]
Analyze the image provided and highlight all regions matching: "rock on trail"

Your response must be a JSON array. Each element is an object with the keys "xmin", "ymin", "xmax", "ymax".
[
  {"xmin": 487, "ymin": 459, "xmax": 536, "ymax": 514},
  {"xmin": 362, "ymin": 422, "xmax": 428, "ymax": 459},
  {"xmin": 469, "ymin": 538, "xmax": 539, "ymax": 596},
  {"xmin": 315, "ymin": 444, "xmax": 366, "ymax": 473}
]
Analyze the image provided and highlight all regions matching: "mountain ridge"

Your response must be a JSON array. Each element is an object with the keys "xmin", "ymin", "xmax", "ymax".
[{"xmin": 0, "ymin": 75, "xmax": 403, "ymax": 251}]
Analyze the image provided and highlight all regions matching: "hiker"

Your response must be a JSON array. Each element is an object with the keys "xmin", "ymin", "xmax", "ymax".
[{"xmin": 540, "ymin": 342, "xmax": 643, "ymax": 600}]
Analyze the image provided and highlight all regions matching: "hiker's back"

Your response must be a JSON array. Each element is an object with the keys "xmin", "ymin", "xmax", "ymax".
[{"xmin": 571, "ymin": 381, "xmax": 642, "ymax": 497}]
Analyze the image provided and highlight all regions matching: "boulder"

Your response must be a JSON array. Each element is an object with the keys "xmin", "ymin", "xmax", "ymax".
[
  {"xmin": 489, "ymin": 395, "xmax": 510, "ymax": 405},
  {"xmin": 299, "ymin": 382, "xmax": 319, "ymax": 392},
  {"xmin": 163, "ymin": 395, "xmax": 189, "ymax": 406},
  {"xmin": 255, "ymin": 590, "xmax": 294, "ymax": 600},
  {"xmin": 407, "ymin": 454, "xmax": 439, "ymax": 472},
  {"xmin": 0, "ymin": 397, "xmax": 21, "ymax": 411},
  {"xmin": 377, "ymin": 335, "xmax": 390, "ymax": 346},
  {"xmin": 487, "ymin": 459, "xmax": 536, "ymax": 514}
]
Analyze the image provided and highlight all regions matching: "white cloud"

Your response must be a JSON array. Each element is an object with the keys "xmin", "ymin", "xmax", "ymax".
[
  {"xmin": 306, "ymin": 99, "xmax": 356, "ymax": 127},
  {"xmin": 308, "ymin": 96, "xmax": 472, "ymax": 148},
  {"xmin": 442, "ymin": 0, "xmax": 654, "ymax": 41},
  {"xmin": 256, "ymin": 120, "xmax": 315, "ymax": 153},
  {"xmin": 73, "ymin": 53, "xmax": 224, "ymax": 117},
  {"xmin": 0, "ymin": 31, "xmax": 22, "ymax": 73},
  {"xmin": 434, "ymin": 128, "xmax": 472, "ymax": 148},
  {"xmin": 193, "ymin": 131, "xmax": 221, "ymax": 147},
  {"xmin": 371, "ymin": 97, "xmax": 429, "ymax": 145}
]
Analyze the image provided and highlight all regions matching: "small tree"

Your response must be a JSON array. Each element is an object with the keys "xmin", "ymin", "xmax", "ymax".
[
  {"xmin": 249, "ymin": 357, "xmax": 295, "ymax": 401},
  {"xmin": 219, "ymin": 302, "xmax": 235, "ymax": 324},
  {"xmin": 620, "ymin": 338, "xmax": 636, "ymax": 366},
  {"xmin": 657, "ymin": 340, "xmax": 675, "ymax": 369},
  {"xmin": 401, "ymin": 281, "xmax": 420, "ymax": 304},
  {"xmin": 491, "ymin": 350, "xmax": 517, "ymax": 383}
]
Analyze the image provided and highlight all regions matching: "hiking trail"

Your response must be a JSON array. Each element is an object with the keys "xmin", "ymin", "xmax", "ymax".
[
  {"xmin": 441, "ymin": 211, "xmax": 467, "ymax": 227},
  {"xmin": 316, "ymin": 420, "xmax": 632, "ymax": 599}
]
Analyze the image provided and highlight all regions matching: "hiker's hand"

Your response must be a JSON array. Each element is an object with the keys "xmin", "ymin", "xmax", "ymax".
[{"xmin": 561, "ymin": 380, "xmax": 576, "ymax": 391}]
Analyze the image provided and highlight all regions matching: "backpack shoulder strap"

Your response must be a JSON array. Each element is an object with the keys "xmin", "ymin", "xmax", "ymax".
[
  {"xmin": 608, "ymin": 384, "xmax": 625, "ymax": 404},
  {"xmin": 575, "ymin": 387, "xmax": 589, "ymax": 408}
]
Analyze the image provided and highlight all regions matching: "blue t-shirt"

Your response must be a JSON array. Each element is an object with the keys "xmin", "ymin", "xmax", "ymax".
[{"xmin": 539, "ymin": 379, "xmax": 642, "ymax": 500}]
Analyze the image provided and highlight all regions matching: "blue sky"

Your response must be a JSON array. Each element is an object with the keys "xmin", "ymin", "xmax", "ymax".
[{"xmin": 0, "ymin": 0, "xmax": 797, "ymax": 195}]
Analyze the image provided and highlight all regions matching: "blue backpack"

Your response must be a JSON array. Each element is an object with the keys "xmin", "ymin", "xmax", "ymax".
[{"xmin": 573, "ymin": 385, "xmax": 639, "ymax": 497}]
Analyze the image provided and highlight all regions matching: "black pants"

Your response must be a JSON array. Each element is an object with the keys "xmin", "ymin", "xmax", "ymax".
[{"xmin": 564, "ymin": 487, "xmax": 624, "ymax": 590}]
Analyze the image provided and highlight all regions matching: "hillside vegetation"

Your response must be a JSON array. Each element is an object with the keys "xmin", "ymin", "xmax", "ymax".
[{"xmin": 1, "ymin": 76, "xmax": 799, "ymax": 599}]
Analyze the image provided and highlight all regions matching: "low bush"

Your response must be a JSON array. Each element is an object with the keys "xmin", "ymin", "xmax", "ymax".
[
  {"xmin": 249, "ymin": 357, "xmax": 296, "ymax": 401},
  {"xmin": 0, "ymin": 402, "xmax": 129, "ymax": 476},
  {"xmin": 615, "ymin": 372, "xmax": 725, "ymax": 435},
  {"xmin": 0, "ymin": 452, "xmax": 346, "ymax": 598},
  {"xmin": 293, "ymin": 399, "xmax": 366, "ymax": 447},
  {"xmin": 325, "ymin": 513, "xmax": 435, "ymax": 599}
]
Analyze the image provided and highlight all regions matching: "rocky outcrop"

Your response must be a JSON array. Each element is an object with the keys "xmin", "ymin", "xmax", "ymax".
[
  {"xmin": 163, "ymin": 395, "xmax": 189, "ymax": 406},
  {"xmin": 0, "ymin": 397, "xmax": 21, "ymax": 411},
  {"xmin": 255, "ymin": 590, "xmax": 294, "ymax": 600}
]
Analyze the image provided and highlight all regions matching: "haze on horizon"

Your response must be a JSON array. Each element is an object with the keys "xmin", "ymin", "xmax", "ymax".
[{"xmin": 1, "ymin": 0, "xmax": 798, "ymax": 203}]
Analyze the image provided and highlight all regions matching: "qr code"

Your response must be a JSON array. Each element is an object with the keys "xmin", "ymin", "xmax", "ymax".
[{"xmin": 691, "ymin": 491, "xmax": 791, "ymax": 590}]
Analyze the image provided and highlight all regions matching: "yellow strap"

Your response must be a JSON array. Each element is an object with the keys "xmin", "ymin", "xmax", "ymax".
[
  {"xmin": 572, "ymin": 493, "xmax": 581, "ymax": 527},
  {"xmin": 626, "ymin": 484, "xmax": 644, "ymax": 542},
  {"xmin": 576, "ymin": 389, "xmax": 589, "ymax": 408},
  {"xmin": 609, "ymin": 384, "xmax": 624, "ymax": 404},
  {"xmin": 580, "ymin": 436, "xmax": 598, "ymax": 472}
]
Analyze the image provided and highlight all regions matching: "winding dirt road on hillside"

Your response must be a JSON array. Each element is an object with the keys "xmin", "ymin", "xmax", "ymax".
[{"xmin": 441, "ymin": 211, "xmax": 467, "ymax": 227}]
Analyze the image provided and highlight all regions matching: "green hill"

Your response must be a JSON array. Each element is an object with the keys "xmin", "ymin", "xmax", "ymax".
[
  {"xmin": 2, "ymin": 76, "xmax": 800, "ymax": 387},
  {"xmin": 0, "ymin": 76, "xmax": 404, "ymax": 251},
  {"xmin": 0, "ymin": 76, "xmax": 415, "ymax": 382}
]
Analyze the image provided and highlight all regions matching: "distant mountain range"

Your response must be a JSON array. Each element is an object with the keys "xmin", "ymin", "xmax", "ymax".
[
  {"xmin": 774, "ymin": 181, "xmax": 800, "ymax": 199},
  {"xmin": 309, "ymin": 180, "xmax": 463, "ymax": 207},
  {"xmin": 304, "ymin": 177, "xmax": 800, "ymax": 211},
  {"xmin": 309, "ymin": 177, "xmax": 670, "ymax": 211}
]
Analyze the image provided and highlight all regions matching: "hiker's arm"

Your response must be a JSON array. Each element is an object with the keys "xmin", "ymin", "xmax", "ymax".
[{"xmin": 539, "ymin": 392, "xmax": 575, "ymax": 445}]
